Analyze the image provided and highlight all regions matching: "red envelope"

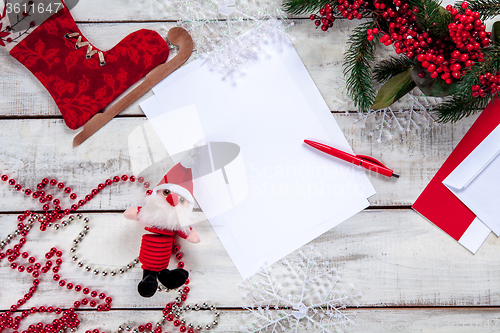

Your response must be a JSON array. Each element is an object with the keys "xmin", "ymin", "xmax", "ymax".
[{"xmin": 413, "ymin": 99, "xmax": 500, "ymax": 253}]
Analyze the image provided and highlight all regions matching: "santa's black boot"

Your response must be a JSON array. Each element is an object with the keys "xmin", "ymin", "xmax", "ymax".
[
  {"xmin": 138, "ymin": 270, "xmax": 159, "ymax": 298},
  {"xmin": 158, "ymin": 268, "xmax": 189, "ymax": 290}
]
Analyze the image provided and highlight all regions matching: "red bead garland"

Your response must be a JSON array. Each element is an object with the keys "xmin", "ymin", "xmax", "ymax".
[
  {"xmin": 0, "ymin": 174, "xmax": 201, "ymax": 333},
  {"xmin": 0, "ymin": 174, "xmax": 152, "ymax": 227},
  {"xmin": 0, "ymin": 219, "xmax": 110, "ymax": 333}
]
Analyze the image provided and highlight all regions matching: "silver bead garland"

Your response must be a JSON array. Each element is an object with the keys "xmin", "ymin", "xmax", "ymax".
[
  {"xmin": 115, "ymin": 300, "xmax": 220, "ymax": 333},
  {"xmin": 0, "ymin": 214, "xmax": 36, "ymax": 250},
  {"xmin": 1, "ymin": 209, "xmax": 222, "ymax": 333},
  {"xmin": 49, "ymin": 213, "xmax": 140, "ymax": 276}
]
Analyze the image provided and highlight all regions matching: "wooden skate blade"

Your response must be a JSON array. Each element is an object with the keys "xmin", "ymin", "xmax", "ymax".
[{"xmin": 73, "ymin": 27, "xmax": 193, "ymax": 147}]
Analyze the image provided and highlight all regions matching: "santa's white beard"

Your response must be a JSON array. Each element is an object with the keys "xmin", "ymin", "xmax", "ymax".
[{"xmin": 137, "ymin": 194, "xmax": 192, "ymax": 233}]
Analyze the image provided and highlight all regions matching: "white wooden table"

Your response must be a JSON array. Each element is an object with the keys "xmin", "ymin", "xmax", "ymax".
[{"xmin": 1, "ymin": 1, "xmax": 499, "ymax": 332}]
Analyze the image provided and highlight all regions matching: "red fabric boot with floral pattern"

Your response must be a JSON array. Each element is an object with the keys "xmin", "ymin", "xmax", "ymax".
[{"xmin": 1, "ymin": 0, "xmax": 169, "ymax": 129}]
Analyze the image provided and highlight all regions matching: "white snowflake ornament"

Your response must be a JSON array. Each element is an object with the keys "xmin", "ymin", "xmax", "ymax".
[{"xmin": 241, "ymin": 246, "xmax": 360, "ymax": 333}]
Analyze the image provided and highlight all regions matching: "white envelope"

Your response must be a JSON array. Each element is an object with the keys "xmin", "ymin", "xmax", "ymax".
[{"xmin": 443, "ymin": 124, "xmax": 500, "ymax": 236}]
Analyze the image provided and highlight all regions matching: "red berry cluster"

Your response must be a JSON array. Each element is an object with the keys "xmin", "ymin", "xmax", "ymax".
[
  {"xmin": 447, "ymin": 3, "xmax": 489, "ymax": 51},
  {"xmin": 472, "ymin": 71, "xmax": 500, "ymax": 97},
  {"xmin": 0, "ymin": 4, "xmax": 36, "ymax": 47},
  {"xmin": 365, "ymin": 1, "xmax": 418, "ymax": 52},
  {"xmin": 310, "ymin": 0, "xmax": 372, "ymax": 31},
  {"xmin": 365, "ymin": 1, "xmax": 490, "ymax": 85},
  {"xmin": 310, "ymin": 3, "xmax": 336, "ymax": 31},
  {"xmin": 336, "ymin": 0, "xmax": 370, "ymax": 20},
  {"xmin": 439, "ymin": 2, "xmax": 489, "ymax": 81}
]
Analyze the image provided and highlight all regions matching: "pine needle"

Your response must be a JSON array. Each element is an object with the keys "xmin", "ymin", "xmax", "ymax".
[
  {"xmin": 468, "ymin": 0, "xmax": 500, "ymax": 20},
  {"xmin": 408, "ymin": 0, "xmax": 452, "ymax": 37},
  {"xmin": 343, "ymin": 21, "xmax": 377, "ymax": 112},
  {"xmin": 435, "ymin": 44, "xmax": 500, "ymax": 122},
  {"xmin": 373, "ymin": 56, "xmax": 416, "ymax": 83},
  {"xmin": 283, "ymin": 0, "xmax": 335, "ymax": 15},
  {"xmin": 436, "ymin": 95, "xmax": 491, "ymax": 122}
]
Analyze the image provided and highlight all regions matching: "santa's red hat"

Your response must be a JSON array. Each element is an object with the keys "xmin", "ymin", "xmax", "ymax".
[{"xmin": 153, "ymin": 160, "xmax": 195, "ymax": 210}]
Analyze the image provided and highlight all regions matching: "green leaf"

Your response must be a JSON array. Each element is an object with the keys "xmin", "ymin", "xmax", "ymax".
[
  {"xmin": 411, "ymin": 63, "xmax": 461, "ymax": 97},
  {"xmin": 492, "ymin": 21, "xmax": 500, "ymax": 44},
  {"xmin": 372, "ymin": 68, "xmax": 416, "ymax": 110}
]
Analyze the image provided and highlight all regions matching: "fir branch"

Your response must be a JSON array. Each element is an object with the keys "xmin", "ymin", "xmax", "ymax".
[
  {"xmin": 430, "ymin": 6, "xmax": 454, "ymax": 37},
  {"xmin": 459, "ymin": 44, "xmax": 500, "ymax": 90},
  {"xmin": 436, "ymin": 94, "xmax": 490, "ymax": 122},
  {"xmin": 373, "ymin": 56, "xmax": 415, "ymax": 83},
  {"xmin": 343, "ymin": 21, "xmax": 377, "ymax": 112},
  {"xmin": 408, "ymin": 0, "xmax": 451, "ymax": 36},
  {"xmin": 467, "ymin": 0, "xmax": 500, "ymax": 20},
  {"xmin": 283, "ymin": 0, "xmax": 335, "ymax": 15},
  {"xmin": 436, "ymin": 44, "xmax": 500, "ymax": 122}
]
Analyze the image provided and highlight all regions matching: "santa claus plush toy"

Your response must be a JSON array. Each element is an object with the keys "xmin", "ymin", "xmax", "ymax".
[{"xmin": 124, "ymin": 161, "xmax": 200, "ymax": 298}]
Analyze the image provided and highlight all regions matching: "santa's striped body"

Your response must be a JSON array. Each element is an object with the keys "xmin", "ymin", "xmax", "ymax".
[{"xmin": 139, "ymin": 226, "xmax": 189, "ymax": 271}]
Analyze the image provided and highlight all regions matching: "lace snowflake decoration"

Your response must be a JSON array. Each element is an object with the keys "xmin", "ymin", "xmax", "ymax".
[
  {"xmin": 241, "ymin": 246, "xmax": 360, "ymax": 333},
  {"xmin": 335, "ymin": 80, "xmax": 441, "ymax": 142},
  {"xmin": 134, "ymin": 0, "xmax": 290, "ymax": 79},
  {"xmin": 353, "ymin": 92, "xmax": 441, "ymax": 142}
]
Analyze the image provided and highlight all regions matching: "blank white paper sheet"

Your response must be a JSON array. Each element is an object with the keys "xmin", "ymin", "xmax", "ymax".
[{"xmin": 140, "ymin": 38, "xmax": 376, "ymax": 279}]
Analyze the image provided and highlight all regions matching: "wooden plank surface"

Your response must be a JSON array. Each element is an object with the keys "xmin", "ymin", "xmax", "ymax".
[
  {"xmin": 0, "ymin": 19, "xmax": 441, "ymax": 117},
  {"xmin": 1, "ymin": 0, "xmax": 500, "ymax": 332},
  {"xmin": 0, "ymin": 116, "xmax": 478, "ymax": 208},
  {"xmin": 6, "ymin": 308, "xmax": 500, "ymax": 333},
  {"xmin": 57, "ymin": 0, "xmax": 477, "ymax": 22},
  {"xmin": 1, "ymin": 210, "xmax": 499, "ymax": 309}
]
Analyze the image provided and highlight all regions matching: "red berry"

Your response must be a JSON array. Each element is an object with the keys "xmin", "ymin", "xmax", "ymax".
[{"xmin": 451, "ymin": 63, "xmax": 462, "ymax": 72}]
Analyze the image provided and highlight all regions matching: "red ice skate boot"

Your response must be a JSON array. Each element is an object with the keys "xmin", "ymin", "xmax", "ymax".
[{"xmin": 1, "ymin": 0, "xmax": 170, "ymax": 129}]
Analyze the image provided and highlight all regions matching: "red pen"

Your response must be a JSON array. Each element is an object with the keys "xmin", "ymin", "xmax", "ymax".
[{"xmin": 304, "ymin": 140, "xmax": 400, "ymax": 178}]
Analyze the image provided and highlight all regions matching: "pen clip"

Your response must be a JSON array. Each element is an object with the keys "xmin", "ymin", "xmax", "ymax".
[{"xmin": 356, "ymin": 155, "xmax": 389, "ymax": 168}]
